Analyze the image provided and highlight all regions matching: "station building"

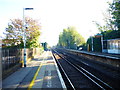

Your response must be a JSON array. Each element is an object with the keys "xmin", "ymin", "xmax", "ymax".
[{"xmin": 103, "ymin": 38, "xmax": 120, "ymax": 54}]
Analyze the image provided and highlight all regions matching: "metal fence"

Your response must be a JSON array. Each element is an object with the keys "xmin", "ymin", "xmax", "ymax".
[
  {"xmin": 2, "ymin": 48, "xmax": 22, "ymax": 71},
  {"xmin": 2, "ymin": 48, "xmax": 43, "ymax": 72}
]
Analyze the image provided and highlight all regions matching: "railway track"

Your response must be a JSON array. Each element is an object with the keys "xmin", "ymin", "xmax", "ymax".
[{"xmin": 52, "ymin": 49, "xmax": 119, "ymax": 89}]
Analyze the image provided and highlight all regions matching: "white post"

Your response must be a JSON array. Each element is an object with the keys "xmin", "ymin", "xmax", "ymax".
[
  {"xmin": 23, "ymin": 8, "xmax": 26, "ymax": 67},
  {"xmin": 91, "ymin": 36, "xmax": 94, "ymax": 51},
  {"xmin": 23, "ymin": 8, "xmax": 33, "ymax": 67}
]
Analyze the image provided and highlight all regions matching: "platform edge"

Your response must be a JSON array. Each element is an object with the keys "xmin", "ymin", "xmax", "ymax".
[{"xmin": 51, "ymin": 51, "xmax": 67, "ymax": 89}]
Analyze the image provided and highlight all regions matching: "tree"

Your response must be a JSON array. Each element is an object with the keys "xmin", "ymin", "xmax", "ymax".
[
  {"xmin": 3, "ymin": 17, "xmax": 41, "ymax": 48},
  {"xmin": 93, "ymin": 9, "xmax": 114, "ymax": 33},
  {"xmin": 58, "ymin": 26, "xmax": 85, "ymax": 49},
  {"xmin": 109, "ymin": 0, "xmax": 120, "ymax": 30},
  {"xmin": 86, "ymin": 1, "xmax": 120, "ymax": 52},
  {"xmin": 92, "ymin": 0, "xmax": 120, "ymax": 41},
  {"xmin": 93, "ymin": 0, "xmax": 120, "ymax": 32}
]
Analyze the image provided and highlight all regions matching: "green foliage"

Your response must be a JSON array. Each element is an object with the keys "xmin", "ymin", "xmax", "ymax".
[
  {"xmin": 87, "ymin": 30, "xmax": 120, "ymax": 52},
  {"xmin": 93, "ymin": 21, "xmax": 110, "ymax": 32},
  {"xmin": 87, "ymin": 1, "xmax": 120, "ymax": 52},
  {"xmin": 109, "ymin": 1, "xmax": 120, "ymax": 30},
  {"xmin": 58, "ymin": 26, "xmax": 85, "ymax": 49},
  {"xmin": 95, "ymin": 0, "xmax": 120, "ymax": 40},
  {"xmin": 103, "ymin": 30, "xmax": 120, "ymax": 39},
  {"xmin": 3, "ymin": 17, "xmax": 41, "ymax": 48},
  {"xmin": 93, "ymin": 1, "xmax": 120, "ymax": 32}
]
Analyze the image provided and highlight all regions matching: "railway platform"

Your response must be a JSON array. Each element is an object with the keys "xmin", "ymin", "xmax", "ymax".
[{"xmin": 2, "ymin": 51, "xmax": 66, "ymax": 89}]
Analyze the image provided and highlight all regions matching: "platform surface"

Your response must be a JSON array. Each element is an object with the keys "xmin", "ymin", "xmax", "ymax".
[
  {"xmin": 2, "ymin": 51, "xmax": 66, "ymax": 89},
  {"xmin": 31, "ymin": 51, "xmax": 66, "ymax": 89}
]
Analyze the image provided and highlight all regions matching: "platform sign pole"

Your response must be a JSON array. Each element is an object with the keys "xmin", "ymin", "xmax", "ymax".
[{"xmin": 23, "ymin": 8, "xmax": 33, "ymax": 67}]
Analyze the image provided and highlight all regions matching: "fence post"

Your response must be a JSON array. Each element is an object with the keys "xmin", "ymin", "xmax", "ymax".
[
  {"xmin": 22, "ymin": 49, "xmax": 24, "ymax": 67},
  {"xmin": 13, "ymin": 49, "xmax": 15, "ymax": 64},
  {"xmin": 3, "ymin": 49, "xmax": 5, "ymax": 71},
  {"xmin": 7, "ymin": 49, "xmax": 9, "ymax": 69}
]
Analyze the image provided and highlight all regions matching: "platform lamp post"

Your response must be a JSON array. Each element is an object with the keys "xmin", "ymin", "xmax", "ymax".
[{"xmin": 23, "ymin": 8, "xmax": 33, "ymax": 67}]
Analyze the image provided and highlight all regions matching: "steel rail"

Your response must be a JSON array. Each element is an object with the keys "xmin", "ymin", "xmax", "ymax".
[
  {"xmin": 54, "ymin": 49, "xmax": 114, "ymax": 90},
  {"xmin": 59, "ymin": 50, "xmax": 114, "ymax": 89},
  {"xmin": 52, "ymin": 50, "xmax": 75, "ymax": 90}
]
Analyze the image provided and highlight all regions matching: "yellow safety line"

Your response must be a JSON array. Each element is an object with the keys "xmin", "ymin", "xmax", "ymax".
[
  {"xmin": 28, "ymin": 52, "xmax": 46, "ymax": 90},
  {"xmin": 28, "ymin": 63, "xmax": 43, "ymax": 90}
]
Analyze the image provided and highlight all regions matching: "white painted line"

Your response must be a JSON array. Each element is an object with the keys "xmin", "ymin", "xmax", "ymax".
[
  {"xmin": 47, "ymin": 70, "xmax": 52, "ymax": 88},
  {"xmin": 51, "ymin": 51, "xmax": 67, "ymax": 89},
  {"xmin": 47, "ymin": 80, "xmax": 52, "ymax": 87},
  {"xmin": 29, "ymin": 51, "xmax": 47, "ymax": 89}
]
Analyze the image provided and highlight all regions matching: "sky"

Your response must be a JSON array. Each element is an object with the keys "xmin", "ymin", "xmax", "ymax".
[{"xmin": 0, "ymin": 0, "xmax": 113, "ymax": 46}]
